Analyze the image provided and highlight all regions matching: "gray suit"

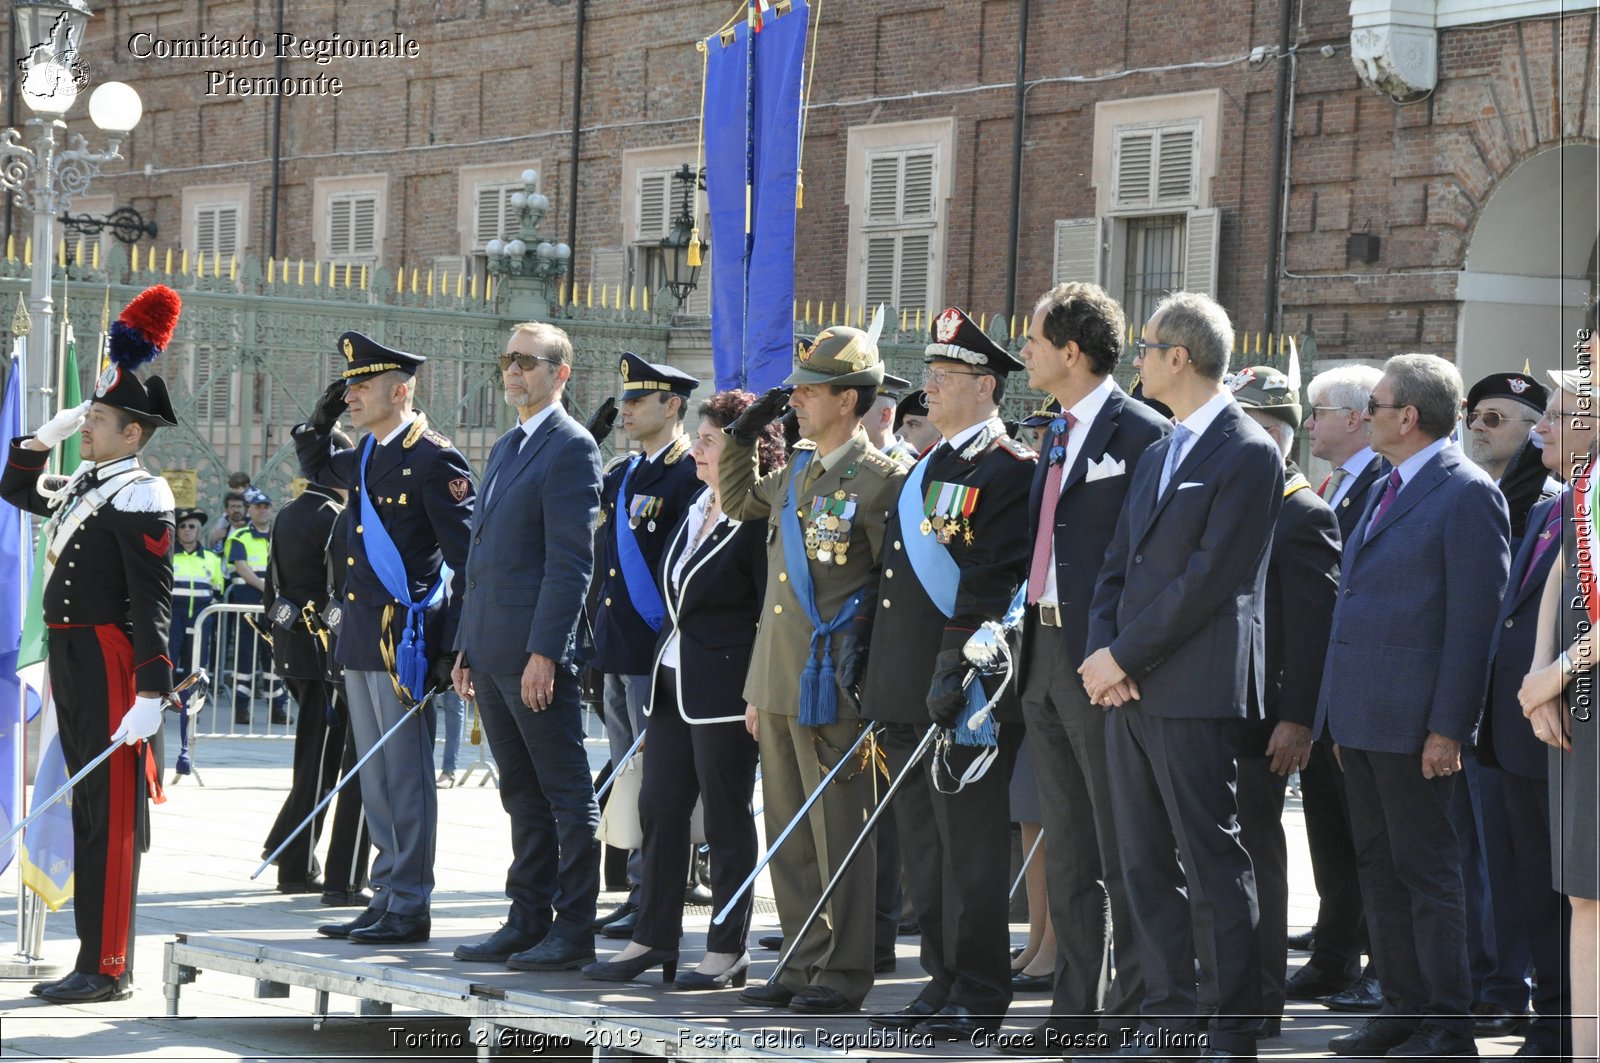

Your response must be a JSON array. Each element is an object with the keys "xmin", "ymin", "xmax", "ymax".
[{"xmin": 455, "ymin": 406, "xmax": 604, "ymax": 943}]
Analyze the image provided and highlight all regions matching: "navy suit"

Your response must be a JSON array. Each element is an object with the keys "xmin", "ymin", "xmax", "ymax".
[
  {"xmin": 1018, "ymin": 384, "xmax": 1168, "ymax": 1033},
  {"xmin": 1315, "ymin": 442, "xmax": 1510, "ymax": 1039},
  {"xmin": 455, "ymin": 407, "xmax": 604, "ymax": 944},
  {"xmin": 1086, "ymin": 398, "xmax": 1284, "ymax": 1054}
]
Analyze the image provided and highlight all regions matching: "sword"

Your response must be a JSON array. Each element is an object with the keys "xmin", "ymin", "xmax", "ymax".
[
  {"xmin": 594, "ymin": 727, "xmax": 647, "ymax": 802},
  {"xmin": 250, "ymin": 685, "xmax": 442, "ymax": 880},
  {"xmin": 0, "ymin": 671, "xmax": 207, "ymax": 849},
  {"xmin": 712, "ymin": 721, "xmax": 875, "ymax": 926},
  {"xmin": 1011, "ymin": 827, "xmax": 1045, "ymax": 900}
]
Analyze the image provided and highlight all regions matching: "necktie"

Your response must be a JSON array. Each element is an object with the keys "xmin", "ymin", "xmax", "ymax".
[
  {"xmin": 1158, "ymin": 424, "xmax": 1192, "ymax": 498},
  {"xmin": 804, "ymin": 456, "xmax": 825, "ymax": 490},
  {"xmin": 1367, "ymin": 469, "xmax": 1404, "ymax": 531},
  {"xmin": 1026, "ymin": 415, "xmax": 1076, "ymax": 605},
  {"xmin": 1521, "ymin": 501, "xmax": 1566, "ymax": 592},
  {"xmin": 485, "ymin": 429, "xmax": 528, "ymax": 504},
  {"xmin": 1321, "ymin": 466, "xmax": 1348, "ymax": 501}
]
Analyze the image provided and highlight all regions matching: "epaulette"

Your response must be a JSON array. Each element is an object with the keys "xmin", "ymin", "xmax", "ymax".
[
  {"xmin": 1284, "ymin": 471, "xmax": 1312, "ymax": 498},
  {"xmin": 603, "ymin": 452, "xmax": 633, "ymax": 474},
  {"xmin": 793, "ymin": 439, "xmax": 818, "ymax": 452},
  {"xmin": 859, "ymin": 450, "xmax": 903, "ymax": 477},
  {"xmin": 663, "ymin": 436, "xmax": 693, "ymax": 464},
  {"xmin": 996, "ymin": 436, "xmax": 1038, "ymax": 461},
  {"xmin": 111, "ymin": 472, "xmax": 176, "ymax": 514},
  {"xmin": 420, "ymin": 427, "xmax": 453, "ymax": 449}
]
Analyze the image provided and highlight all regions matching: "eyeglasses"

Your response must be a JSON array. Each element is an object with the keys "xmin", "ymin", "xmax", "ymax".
[
  {"xmin": 1365, "ymin": 398, "xmax": 1407, "ymax": 415},
  {"xmin": 1466, "ymin": 409, "xmax": 1536, "ymax": 430},
  {"xmin": 497, "ymin": 352, "xmax": 560, "ymax": 372},
  {"xmin": 1133, "ymin": 340, "xmax": 1186, "ymax": 356},
  {"xmin": 1310, "ymin": 405, "xmax": 1352, "ymax": 416},
  {"xmin": 921, "ymin": 366, "xmax": 986, "ymax": 387}
]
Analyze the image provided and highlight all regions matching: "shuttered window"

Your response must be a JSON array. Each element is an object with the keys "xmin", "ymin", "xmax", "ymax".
[
  {"xmin": 195, "ymin": 205, "xmax": 239, "ymax": 260},
  {"xmin": 474, "ymin": 184, "xmax": 519, "ymax": 248},
  {"xmin": 328, "ymin": 193, "xmax": 379, "ymax": 259},
  {"xmin": 1113, "ymin": 122, "xmax": 1199, "ymax": 210},
  {"xmin": 636, "ymin": 169, "xmax": 675, "ymax": 242},
  {"xmin": 860, "ymin": 147, "xmax": 938, "ymax": 313}
]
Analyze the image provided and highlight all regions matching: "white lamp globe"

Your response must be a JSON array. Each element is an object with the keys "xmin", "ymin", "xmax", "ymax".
[
  {"xmin": 485, "ymin": 239, "xmax": 505, "ymax": 256},
  {"xmin": 520, "ymin": 169, "xmax": 537, "ymax": 185},
  {"xmin": 506, "ymin": 239, "xmax": 526, "ymax": 257},
  {"xmin": 510, "ymin": 191, "xmax": 527, "ymax": 209},
  {"xmin": 529, "ymin": 193, "xmax": 549, "ymax": 213},
  {"xmin": 89, "ymin": 81, "xmax": 142, "ymax": 132},
  {"xmin": 20, "ymin": 62, "xmax": 76, "ymax": 115},
  {"xmin": 554, "ymin": 243, "xmax": 571, "ymax": 260}
]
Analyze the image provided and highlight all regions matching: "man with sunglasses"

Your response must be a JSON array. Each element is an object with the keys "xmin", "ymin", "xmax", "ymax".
[{"xmin": 1467, "ymin": 372, "xmax": 1556, "ymax": 542}]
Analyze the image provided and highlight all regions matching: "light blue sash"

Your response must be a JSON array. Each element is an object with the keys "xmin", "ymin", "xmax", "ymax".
[
  {"xmin": 358, "ymin": 435, "xmax": 444, "ymax": 701},
  {"xmin": 783, "ymin": 449, "xmax": 863, "ymax": 726},
  {"xmin": 615, "ymin": 457, "xmax": 666, "ymax": 631}
]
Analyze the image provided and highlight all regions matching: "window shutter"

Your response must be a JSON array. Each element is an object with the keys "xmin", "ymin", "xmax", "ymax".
[
  {"xmin": 638, "ymin": 171, "xmax": 671, "ymax": 241},
  {"xmin": 329, "ymin": 198, "xmax": 352, "ymax": 256},
  {"xmin": 196, "ymin": 207, "xmax": 217, "ymax": 258},
  {"xmin": 475, "ymin": 186, "xmax": 510, "ymax": 246},
  {"xmin": 216, "ymin": 207, "xmax": 238, "ymax": 258},
  {"xmin": 1052, "ymin": 218, "xmax": 1101, "ymax": 285},
  {"xmin": 864, "ymin": 236, "xmax": 897, "ymax": 307},
  {"xmin": 590, "ymin": 246, "xmax": 627, "ymax": 289},
  {"xmin": 901, "ymin": 151, "xmax": 935, "ymax": 221},
  {"xmin": 897, "ymin": 233, "xmax": 931, "ymax": 313},
  {"xmin": 867, "ymin": 154, "xmax": 901, "ymax": 222},
  {"xmin": 352, "ymin": 197, "xmax": 377, "ymax": 256},
  {"xmin": 1156, "ymin": 128, "xmax": 1197, "ymax": 206},
  {"xmin": 1114, "ymin": 131, "xmax": 1154, "ymax": 209},
  {"xmin": 1183, "ymin": 207, "xmax": 1221, "ymax": 298}
]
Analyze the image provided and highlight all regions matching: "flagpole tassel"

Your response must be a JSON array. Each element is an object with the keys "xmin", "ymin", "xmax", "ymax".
[
  {"xmin": 795, "ymin": 168, "xmax": 804, "ymax": 209},
  {"xmin": 688, "ymin": 227, "xmax": 702, "ymax": 268}
]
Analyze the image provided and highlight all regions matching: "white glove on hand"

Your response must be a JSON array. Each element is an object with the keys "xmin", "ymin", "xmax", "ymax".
[
  {"xmin": 111, "ymin": 695, "xmax": 165, "ymax": 746},
  {"xmin": 34, "ymin": 400, "xmax": 92, "ymax": 449}
]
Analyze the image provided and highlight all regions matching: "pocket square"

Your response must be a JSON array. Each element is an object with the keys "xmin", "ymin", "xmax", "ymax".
[
  {"xmin": 1176, "ymin": 481, "xmax": 1204, "ymax": 490},
  {"xmin": 1084, "ymin": 455, "xmax": 1126, "ymax": 482}
]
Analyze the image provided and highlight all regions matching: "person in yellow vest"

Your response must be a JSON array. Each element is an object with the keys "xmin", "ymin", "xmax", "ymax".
[
  {"xmin": 225, "ymin": 488, "xmax": 287, "ymax": 725},
  {"xmin": 170, "ymin": 507, "xmax": 222, "ymax": 685}
]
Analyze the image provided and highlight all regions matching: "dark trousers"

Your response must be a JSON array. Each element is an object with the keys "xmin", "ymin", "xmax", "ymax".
[
  {"xmin": 1298, "ymin": 736, "xmax": 1368, "ymax": 978},
  {"xmin": 1021, "ymin": 629, "xmax": 1143, "ymax": 1032},
  {"xmin": 263, "ymin": 675, "xmax": 369, "ymax": 890},
  {"xmin": 1454, "ymin": 757, "xmax": 1533, "ymax": 1009},
  {"xmin": 881, "ymin": 721, "xmax": 1018, "ymax": 1018},
  {"xmin": 475, "ymin": 666, "xmax": 600, "ymax": 943},
  {"xmin": 1105, "ymin": 710, "xmax": 1261, "ymax": 1054},
  {"xmin": 875, "ymin": 810, "xmax": 904, "ymax": 965},
  {"xmin": 1341, "ymin": 747, "xmax": 1472, "ymax": 1037},
  {"xmin": 1235, "ymin": 755, "xmax": 1289, "ymax": 1019},
  {"xmin": 1501, "ymin": 768, "xmax": 1571, "ymax": 1055},
  {"xmin": 633, "ymin": 669, "xmax": 759, "ymax": 955},
  {"xmin": 49, "ymin": 624, "xmax": 149, "ymax": 983}
]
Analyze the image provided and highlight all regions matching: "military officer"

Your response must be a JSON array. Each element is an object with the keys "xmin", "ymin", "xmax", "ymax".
[
  {"xmin": 225, "ymin": 486, "xmax": 286, "ymax": 725},
  {"xmin": 2, "ymin": 284, "xmax": 183, "ymax": 1003},
  {"xmin": 294, "ymin": 331, "xmax": 474, "ymax": 946},
  {"xmin": 865, "ymin": 372, "xmax": 918, "ymax": 465},
  {"xmin": 720, "ymin": 325, "xmax": 907, "ymax": 1014},
  {"xmin": 894, "ymin": 390, "xmax": 941, "ymax": 456},
  {"xmin": 859, "ymin": 308, "xmax": 1035, "ymax": 1040},
  {"xmin": 589, "ymin": 352, "xmax": 701, "ymax": 938}
]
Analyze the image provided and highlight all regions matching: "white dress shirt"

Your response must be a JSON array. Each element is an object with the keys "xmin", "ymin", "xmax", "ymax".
[{"xmin": 1038, "ymin": 378, "xmax": 1117, "ymax": 606}]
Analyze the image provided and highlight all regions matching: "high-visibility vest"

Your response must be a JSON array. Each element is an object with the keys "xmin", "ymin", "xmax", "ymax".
[
  {"xmin": 225, "ymin": 525, "xmax": 270, "ymax": 587},
  {"xmin": 172, "ymin": 547, "xmax": 222, "ymax": 620}
]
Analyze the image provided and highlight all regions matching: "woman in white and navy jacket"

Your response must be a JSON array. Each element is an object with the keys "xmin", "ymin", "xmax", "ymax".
[{"xmin": 582, "ymin": 390, "xmax": 784, "ymax": 990}]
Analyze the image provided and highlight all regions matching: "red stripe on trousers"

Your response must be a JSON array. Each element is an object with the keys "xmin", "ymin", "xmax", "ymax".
[{"xmin": 92, "ymin": 624, "xmax": 136, "ymax": 979}]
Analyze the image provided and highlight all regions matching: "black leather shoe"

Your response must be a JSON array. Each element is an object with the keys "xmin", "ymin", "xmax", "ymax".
[
  {"xmin": 1328, "ymin": 1017, "xmax": 1418, "ymax": 1056},
  {"xmin": 1253, "ymin": 1017, "xmax": 1281, "ymax": 1039},
  {"xmin": 685, "ymin": 882, "xmax": 714, "ymax": 906},
  {"xmin": 592, "ymin": 901, "xmax": 637, "ymax": 932},
  {"xmin": 1285, "ymin": 964, "xmax": 1357, "ymax": 1000},
  {"xmin": 30, "ymin": 971, "xmax": 77, "ymax": 997},
  {"xmin": 277, "ymin": 879, "xmax": 324, "ymax": 895},
  {"xmin": 1286, "ymin": 928, "xmax": 1316, "ymax": 951},
  {"xmin": 36, "ymin": 971, "xmax": 132, "ymax": 1004},
  {"xmin": 1387, "ymin": 1023, "xmax": 1478, "ymax": 1057},
  {"xmin": 318, "ymin": 906, "xmax": 384, "ymax": 939},
  {"xmin": 898, "ymin": 915, "xmax": 920, "ymax": 935},
  {"xmin": 871, "ymin": 998, "xmax": 941, "ymax": 1030},
  {"xmin": 320, "ymin": 889, "xmax": 372, "ymax": 908},
  {"xmin": 1012, "ymin": 970, "xmax": 1055, "ymax": 992},
  {"xmin": 923, "ymin": 1004, "xmax": 999, "ymax": 1040},
  {"xmin": 600, "ymin": 908, "xmax": 640, "ymax": 939},
  {"xmin": 1321, "ymin": 975, "xmax": 1383, "ymax": 1012},
  {"xmin": 790, "ymin": 985, "xmax": 858, "ymax": 1014},
  {"xmin": 874, "ymin": 955, "xmax": 897, "ymax": 973},
  {"xmin": 347, "ymin": 911, "xmax": 431, "ymax": 944},
  {"xmin": 1471, "ymin": 1001, "xmax": 1529, "ymax": 1035},
  {"xmin": 673, "ymin": 952, "xmax": 751, "ymax": 991},
  {"xmin": 739, "ymin": 980, "xmax": 795, "ymax": 1007},
  {"xmin": 453, "ymin": 924, "xmax": 544, "ymax": 962},
  {"xmin": 506, "ymin": 936, "xmax": 595, "ymax": 971},
  {"xmin": 582, "ymin": 947, "xmax": 678, "ymax": 983},
  {"xmin": 757, "ymin": 934, "xmax": 783, "ymax": 951}
]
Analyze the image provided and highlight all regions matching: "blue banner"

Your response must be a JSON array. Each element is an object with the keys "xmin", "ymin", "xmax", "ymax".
[
  {"xmin": 704, "ymin": 2, "xmax": 809, "ymax": 393},
  {"xmin": 1, "ymin": 352, "xmax": 25, "ymax": 875}
]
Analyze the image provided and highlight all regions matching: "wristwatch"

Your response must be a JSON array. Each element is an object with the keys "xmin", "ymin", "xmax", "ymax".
[{"xmin": 1559, "ymin": 650, "xmax": 1577, "ymax": 676}]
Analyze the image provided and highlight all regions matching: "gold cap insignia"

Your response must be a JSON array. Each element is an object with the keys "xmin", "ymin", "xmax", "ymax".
[{"xmin": 342, "ymin": 337, "xmax": 354, "ymax": 362}]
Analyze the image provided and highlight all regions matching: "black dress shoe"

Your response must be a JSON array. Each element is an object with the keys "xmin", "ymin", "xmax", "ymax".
[
  {"xmin": 673, "ymin": 952, "xmax": 751, "ymax": 990},
  {"xmin": 874, "ymin": 955, "xmax": 897, "ymax": 973},
  {"xmin": 320, "ymin": 889, "xmax": 372, "ymax": 907},
  {"xmin": 30, "ymin": 971, "xmax": 77, "ymax": 997},
  {"xmin": 1285, "ymin": 964, "xmax": 1357, "ymax": 1000},
  {"xmin": 277, "ymin": 879, "xmax": 324, "ymax": 895},
  {"xmin": 1471, "ymin": 1001, "xmax": 1529, "ymax": 1035},
  {"xmin": 898, "ymin": 915, "xmax": 920, "ymax": 935},
  {"xmin": 1253, "ymin": 1017, "xmax": 1281, "ymax": 1039},
  {"xmin": 1011, "ymin": 970, "xmax": 1054, "ymax": 992},
  {"xmin": 789, "ymin": 985, "xmax": 858, "ymax": 1014},
  {"xmin": 1286, "ymin": 928, "xmax": 1316, "ymax": 951},
  {"xmin": 582, "ymin": 947, "xmax": 678, "ymax": 983},
  {"xmin": 347, "ymin": 911, "xmax": 431, "ymax": 944},
  {"xmin": 757, "ymin": 934, "xmax": 783, "ymax": 951},
  {"xmin": 739, "ymin": 980, "xmax": 795, "ymax": 1007},
  {"xmin": 1387, "ymin": 1022, "xmax": 1478, "ymax": 1057},
  {"xmin": 871, "ymin": 998, "xmax": 941, "ymax": 1030},
  {"xmin": 1321, "ymin": 975, "xmax": 1383, "ymax": 1012},
  {"xmin": 318, "ymin": 906, "xmax": 384, "ymax": 939},
  {"xmin": 454, "ymin": 924, "xmax": 544, "ymax": 962},
  {"xmin": 685, "ymin": 882, "xmax": 715, "ymax": 906},
  {"xmin": 506, "ymin": 935, "xmax": 596, "ymax": 971},
  {"xmin": 592, "ymin": 901, "xmax": 637, "ymax": 932},
  {"xmin": 924, "ymin": 1004, "xmax": 998, "ymax": 1040},
  {"xmin": 1328, "ymin": 1017, "xmax": 1418, "ymax": 1056},
  {"xmin": 600, "ymin": 908, "xmax": 640, "ymax": 939},
  {"xmin": 36, "ymin": 971, "xmax": 132, "ymax": 1004}
]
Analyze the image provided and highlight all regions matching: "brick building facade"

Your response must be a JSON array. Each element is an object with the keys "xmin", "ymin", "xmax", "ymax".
[{"xmin": 14, "ymin": 0, "xmax": 1596, "ymax": 381}]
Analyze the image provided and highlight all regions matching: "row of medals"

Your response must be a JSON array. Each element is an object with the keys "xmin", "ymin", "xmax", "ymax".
[
  {"xmin": 806, "ymin": 514, "xmax": 853, "ymax": 565},
  {"xmin": 921, "ymin": 514, "xmax": 973, "ymax": 545}
]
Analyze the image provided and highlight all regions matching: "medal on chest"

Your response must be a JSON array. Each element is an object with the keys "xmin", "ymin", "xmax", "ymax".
[
  {"xmin": 805, "ymin": 489, "xmax": 857, "ymax": 565},
  {"xmin": 922, "ymin": 481, "xmax": 980, "ymax": 545},
  {"xmin": 629, "ymin": 493, "xmax": 662, "ymax": 532}
]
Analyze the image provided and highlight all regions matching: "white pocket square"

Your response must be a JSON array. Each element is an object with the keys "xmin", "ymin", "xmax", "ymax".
[
  {"xmin": 1176, "ymin": 481, "xmax": 1204, "ymax": 490},
  {"xmin": 1084, "ymin": 455, "xmax": 1126, "ymax": 482}
]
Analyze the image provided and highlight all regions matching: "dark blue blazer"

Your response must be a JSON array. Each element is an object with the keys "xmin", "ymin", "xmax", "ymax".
[
  {"xmin": 1021, "ymin": 384, "xmax": 1169, "ymax": 674},
  {"xmin": 1479, "ymin": 491, "xmax": 1565, "ymax": 778},
  {"xmin": 453, "ymin": 408, "xmax": 602, "ymax": 674},
  {"xmin": 1314, "ymin": 444, "xmax": 1510, "ymax": 753},
  {"xmin": 1329, "ymin": 453, "xmax": 1388, "ymax": 544},
  {"xmin": 1086, "ymin": 399, "xmax": 1284, "ymax": 720}
]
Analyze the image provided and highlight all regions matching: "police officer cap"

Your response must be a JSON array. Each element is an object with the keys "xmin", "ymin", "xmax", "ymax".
[
  {"xmin": 243, "ymin": 487, "xmax": 272, "ymax": 506},
  {"xmin": 338, "ymin": 331, "xmax": 426, "ymax": 381},
  {"xmin": 925, "ymin": 307, "xmax": 1025, "ymax": 373},
  {"xmin": 175, "ymin": 508, "xmax": 208, "ymax": 527},
  {"xmin": 1228, "ymin": 365, "xmax": 1303, "ymax": 429},
  {"xmin": 1467, "ymin": 371, "xmax": 1547, "ymax": 415},
  {"xmin": 785, "ymin": 326, "xmax": 886, "ymax": 389},
  {"xmin": 893, "ymin": 389, "xmax": 929, "ymax": 430},
  {"xmin": 1019, "ymin": 401, "xmax": 1062, "ymax": 429},
  {"xmin": 617, "ymin": 351, "xmax": 699, "ymax": 398},
  {"xmin": 878, "ymin": 372, "xmax": 913, "ymax": 400}
]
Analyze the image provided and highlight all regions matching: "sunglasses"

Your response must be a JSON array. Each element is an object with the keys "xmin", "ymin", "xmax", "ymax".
[
  {"xmin": 1365, "ymin": 398, "xmax": 1406, "ymax": 415},
  {"xmin": 497, "ymin": 352, "xmax": 560, "ymax": 372},
  {"xmin": 1466, "ymin": 409, "xmax": 1535, "ymax": 430}
]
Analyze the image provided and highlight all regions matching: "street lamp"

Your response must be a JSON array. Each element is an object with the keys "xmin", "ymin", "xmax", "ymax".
[
  {"xmin": 0, "ymin": 32, "xmax": 140, "ymax": 424},
  {"xmin": 484, "ymin": 168, "xmax": 570, "ymax": 320},
  {"xmin": 659, "ymin": 163, "xmax": 704, "ymax": 311}
]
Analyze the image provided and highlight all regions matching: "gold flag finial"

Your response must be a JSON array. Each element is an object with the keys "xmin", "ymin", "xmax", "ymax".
[{"xmin": 13, "ymin": 293, "xmax": 32, "ymax": 335}]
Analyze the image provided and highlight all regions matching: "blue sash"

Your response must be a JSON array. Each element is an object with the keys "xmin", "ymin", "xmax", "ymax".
[
  {"xmin": 358, "ymin": 435, "xmax": 444, "ymax": 701},
  {"xmin": 897, "ymin": 453, "xmax": 1025, "ymax": 746},
  {"xmin": 783, "ymin": 449, "xmax": 863, "ymax": 726},
  {"xmin": 615, "ymin": 457, "xmax": 666, "ymax": 631}
]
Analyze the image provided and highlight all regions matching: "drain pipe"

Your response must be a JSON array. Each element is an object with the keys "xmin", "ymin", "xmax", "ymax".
[
  {"xmin": 1002, "ymin": 0, "xmax": 1030, "ymax": 326},
  {"xmin": 1261, "ymin": 0, "xmax": 1294, "ymax": 336},
  {"xmin": 266, "ymin": 0, "xmax": 285, "ymax": 257},
  {"xmin": 565, "ymin": 0, "xmax": 588, "ymax": 291}
]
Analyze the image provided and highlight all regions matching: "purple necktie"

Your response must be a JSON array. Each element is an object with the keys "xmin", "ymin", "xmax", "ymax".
[
  {"xmin": 1367, "ymin": 469, "xmax": 1403, "ymax": 532},
  {"xmin": 1521, "ymin": 503, "xmax": 1566, "ymax": 592}
]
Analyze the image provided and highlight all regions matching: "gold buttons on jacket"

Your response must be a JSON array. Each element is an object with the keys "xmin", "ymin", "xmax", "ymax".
[
  {"xmin": 604, "ymin": 597, "xmax": 613, "ymax": 607},
  {"xmin": 609, "ymin": 569, "xmax": 617, "ymax": 577},
  {"xmin": 778, "ymin": 572, "xmax": 787, "ymax": 582},
  {"xmin": 774, "ymin": 605, "xmax": 783, "ymax": 614},
  {"xmin": 347, "ymin": 592, "xmax": 356, "ymax": 601},
  {"xmin": 347, "ymin": 557, "xmax": 355, "ymax": 566},
  {"xmin": 882, "ymin": 598, "xmax": 891, "ymax": 609},
  {"xmin": 356, "ymin": 525, "xmax": 364, "ymax": 534},
  {"xmin": 884, "ymin": 569, "xmax": 893, "ymax": 579}
]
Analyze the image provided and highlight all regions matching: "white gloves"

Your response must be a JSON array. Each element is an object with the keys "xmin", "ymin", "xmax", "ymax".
[
  {"xmin": 34, "ymin": 400, "xmax": 92, "ymax": 449},
  {"xmin": 112, "ymin": 695, "xmax": 165, "ymax": 746}
]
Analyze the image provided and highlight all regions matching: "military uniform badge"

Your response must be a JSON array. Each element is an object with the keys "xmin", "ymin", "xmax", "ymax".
[
  {"xmin": 805, "ymin": 490, "xmax": 858, "ymax": 564},
  {"xmin": 629, "ymin": 493, "xmax": 663, "ymax": 532},
  {"xmin": 922, "ymin": 481, "xmax": 980, "ymax": 545}
]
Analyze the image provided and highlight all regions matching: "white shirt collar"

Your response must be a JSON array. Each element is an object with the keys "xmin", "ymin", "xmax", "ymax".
[
  {"xmin": 1394, "ymin": 436, "xmax": 1451, "ymax": 487},
  {"xmin": 379, "ymin": 414, "xmax": 417, "ymax": 447},
  {"xmin": 1339, "ymin": 446, "xmax": 1376, "ymax": 477},
  {"xmin": 93, "ymin": 454, "xmax": 140, "ymax": 475},
  {"xmin": 1174, "ymin": 390, "xmax": 1234, "ymax": 441},
  {"xmin": 1065, "ymin": 377, "xmax": 1117, "ymax": 429},
  {"xmin": 646, "ymin": 435, "xmax": 683, "ymax": 463},
  {"xmin": 518, "ymin": 403, "xmax": 559, "ymax": 438}
]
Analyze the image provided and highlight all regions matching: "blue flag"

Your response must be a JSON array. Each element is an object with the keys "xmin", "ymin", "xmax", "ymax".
[{"xmin": 1, "ymin": 349, "xmax": 26, "ymax": 875}]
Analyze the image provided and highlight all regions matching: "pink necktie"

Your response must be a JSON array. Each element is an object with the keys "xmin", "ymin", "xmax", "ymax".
[
  {"xmin": 1026, "ymin": 414, "xmax": 1075, "ymax": 604},
  {"xmin": 1367, "ymin": 469, "xmax": 1403, "ymax": 532}
]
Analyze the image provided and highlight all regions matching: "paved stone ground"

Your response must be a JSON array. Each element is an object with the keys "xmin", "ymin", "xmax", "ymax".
[{"xmin": 0, "ymin": 716, "xmax": 1525, "ymax": 1061}]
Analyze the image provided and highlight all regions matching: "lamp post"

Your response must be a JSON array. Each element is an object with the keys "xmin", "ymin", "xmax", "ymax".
[
  {"xmin": 0, "ymin": 0, "xmax": 141, "ymax": 426},
  {"xmin": 660, "ymin": 163, "xmax": 704, "ymax": 314},
  {"xmin": 484, "ymin": 169, "xmax": 570, "ymax": 321}
]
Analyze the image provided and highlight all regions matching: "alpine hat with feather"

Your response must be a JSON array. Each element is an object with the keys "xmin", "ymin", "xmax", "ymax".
[{"xmin": 93, "ymin": 284, "xmax": 182, "ymax": 427}]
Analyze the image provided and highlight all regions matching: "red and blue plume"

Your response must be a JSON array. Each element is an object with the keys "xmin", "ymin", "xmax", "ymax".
[{"xmin": 108, "ymin": 284, "xmax": 182, "ymax": 370}]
